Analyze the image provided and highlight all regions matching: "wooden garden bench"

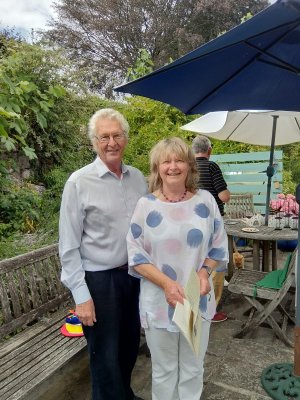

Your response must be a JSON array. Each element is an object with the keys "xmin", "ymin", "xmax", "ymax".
[
  {"xmin": 0, "ymin": 244, "xmax": 86, "ymax": 400},
  {"xmin": 227, "ymin": 249, "xmax": 296, "ymax": 347}
]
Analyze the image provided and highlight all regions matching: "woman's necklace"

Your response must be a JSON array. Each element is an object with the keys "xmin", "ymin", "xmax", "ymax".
[{"xmin": 161, "ymin": 188, "xmax": 187, "ymax": 203}]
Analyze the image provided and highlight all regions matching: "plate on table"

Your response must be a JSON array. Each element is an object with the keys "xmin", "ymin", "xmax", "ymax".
[
  {"xmin": 241, "ymin": 227, "xmax": 259, "ymax": 233},
  {"xmin": 224, "ymin": 220, "xmax": 239, "ymax": 225}
]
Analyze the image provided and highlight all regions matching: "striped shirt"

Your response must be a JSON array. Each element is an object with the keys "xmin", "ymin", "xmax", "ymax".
[{"xmin": 195, "ymin": 156, "xmax": 228, "ymax": 216}]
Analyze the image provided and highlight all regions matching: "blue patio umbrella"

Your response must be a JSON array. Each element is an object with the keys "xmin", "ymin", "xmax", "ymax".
[{"xmin": 115, "ymin": 0, "xmax": 300, "ymax": 115}]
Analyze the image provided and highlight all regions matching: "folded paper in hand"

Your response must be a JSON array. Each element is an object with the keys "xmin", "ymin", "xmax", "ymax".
[{"xmin": 172, "ymin": 269, "xmax": 202, "ymax": 355}]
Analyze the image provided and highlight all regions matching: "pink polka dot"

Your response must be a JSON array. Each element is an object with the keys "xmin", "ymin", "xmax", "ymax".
[
  {"xmin": 169, "ymin": 207, "xmax": 189, "ymax": 221},
  {"xmin": 163, "ymin": 239, "xmax": 182, "ymax": 253}
]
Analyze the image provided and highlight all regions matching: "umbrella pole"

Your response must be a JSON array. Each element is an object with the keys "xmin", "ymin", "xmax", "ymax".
[
  {"xmin": 264, "ymin": 115, "xmax": 278, "ymax": 226},
  {"xmin": 295, "ymin": 183, "xmax": 300, "ymax": 376}
]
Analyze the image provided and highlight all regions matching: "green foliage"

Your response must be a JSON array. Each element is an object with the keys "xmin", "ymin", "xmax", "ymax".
[
  {"xmin": 126, "ymin": 49, "xmax": 154, "ymax": 81},
  {"xmin": 0, "ymin": 40, "xmax": 67, "ymax": 158},
  {"xmin": 0, "ymin": 172, "xmax": 41, "ymax": 236},
  {"xmin": 282, "ymin": 170, "xmax": 296, "ymax": 195},
  {"xmin": 120, "ymin": 96, "xmax": 192, "ymax": 175},
  {"xmin": 282, "ymin": 143, "xmax": 300, "ymax": 188}
]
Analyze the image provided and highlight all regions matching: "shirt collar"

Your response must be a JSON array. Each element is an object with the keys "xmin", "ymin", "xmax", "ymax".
[
  {"xmin": 197, "ymin": 156, "xmax": 209, "ymax": 160},
  {"xmin": 93, "ymin": 157, "xmax": 129, "ymax": 178}
]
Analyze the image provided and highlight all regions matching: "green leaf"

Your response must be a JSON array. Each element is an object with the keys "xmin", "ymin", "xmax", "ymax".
[
  {"xmin": 18, "ymin": 81, "xmax": 37, "ymax": 93},
  {"xmin": 14, "ymin": 135, "xmax": 27, "ymax": 146},
  {"xmin": 48, "ymin": 85, "xmax": 66, "ymax": 98},
  {"xmin": 10, "ymin": 103, "xmax": 21, "ymax": 113},
  {"xmin": 22, "ymin": 146, "xmax": 37, "ymax": 160},
  {"xmin": 1, "ymin": 73, "xmax": 15, "ymax": 92},
  {"xmin": 1, "ymin": 136, "xmax": 16, "ymax": 151},
  {"xmin": 39, "ymin": 101, "xmax": 50, "ymax": 113},
  {"xmin": 36, "ymin": 112, "xmax": 47, "ymax": 129},
  {"xmin": 0, "ymin": 107, "xmax": 18, "ymax": 118},
  {"xmin": 0, "ymin": 124, "xmax": 9, "ymax": 138},
  {"xmin": 9, "ymin": 121, "xmax": 23, "ymax": 135}
]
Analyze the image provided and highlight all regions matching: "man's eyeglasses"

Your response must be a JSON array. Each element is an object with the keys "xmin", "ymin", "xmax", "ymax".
[{"xmin": 95, "ymin": 133, "xmax": 126, "ymax": 144}]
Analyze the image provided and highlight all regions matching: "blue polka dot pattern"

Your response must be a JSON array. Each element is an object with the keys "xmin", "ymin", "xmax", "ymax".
[
  {"xmin": 194, "ymin": 203, "xmax": 210, "ymax": 218},
  {"xmin": 146, "ymin": 210, "xmax": 163, "ymax": 227},
  {"xmin": 199, "ymin": 295, "xmax": 207, "ymax": 312},
  {"xmin": 208, "ymin": 233, "xmax": 213, "ymax": 248},
  {"xmin": 168, "ymin": 305, "xmax": 175, "ymax": 320},
  {"xmin": 162, "ymin": 264, "xmax": 177, "ymax": 280},
  {"xmin": 208, "ymin": 247, "xmax": 226, "ymax": 259},
  {"xmin": 131, "ymin": 223, "xmax": 142, "ymax": 239},
  {"xmin": 187, "ymin": 229, "xmax": 203, "ymax": 248},
  {"xmin": 133, "ymin": 253, "xmax": 150, "ymax": 265},
  {"xmin": 146, "ymin": 193, "xmax": 157, "ymax": 201},
  {"xmin": 214, "ymin": 219, "xmax": 221, "ymax": 233}
]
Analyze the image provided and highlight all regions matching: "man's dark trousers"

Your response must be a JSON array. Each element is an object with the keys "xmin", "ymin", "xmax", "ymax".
[{"xmin": 83, "ymin": 268, "xmax": 140, "ymax": 400}]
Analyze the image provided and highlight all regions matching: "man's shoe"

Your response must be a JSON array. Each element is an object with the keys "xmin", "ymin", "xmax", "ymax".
[
  {"xmin": 212, "ymin": 311, "xmax": 228, "ymax": 322},
  {"xmin": 134, "ymin": 396, "xmax": 144, "ymax": 400}
]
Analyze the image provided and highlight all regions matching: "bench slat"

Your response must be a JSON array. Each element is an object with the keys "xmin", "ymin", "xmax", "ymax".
[
  {"xmin": 52, "ymin": 254, "xmax": 65, "ymax": 295},
  {"xmin": 7, "ymin": 272, "xmax": 22, "ymax": 319},
  {"xmin": 27, "ymin": 266, "xmax": 42, "ymax": 309},
  {"xmin": 15, "ymin": 268, "xmax": 32, "ymax": 314},
  {"xmin": 0, "ymin": 275, "xmax": 13, "ymax": 323},
  {"xmin": 34, "ymin": 260, "xmax": 48, "ymax": 304}
]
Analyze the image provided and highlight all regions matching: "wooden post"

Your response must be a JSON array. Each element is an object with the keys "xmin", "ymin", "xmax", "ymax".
[{"xmin": 294, "ymin": 327, "xmax": 300, "ymax": 376}]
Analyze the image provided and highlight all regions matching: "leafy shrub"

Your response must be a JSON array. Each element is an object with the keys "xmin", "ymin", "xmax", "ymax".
[{"xmin": 0, "ymin": 179, "xmax": 41, "ymax": 236}]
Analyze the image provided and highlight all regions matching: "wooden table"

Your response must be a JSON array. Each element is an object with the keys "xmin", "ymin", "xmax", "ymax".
[{"xmin": 224, "ymin": 220, "xmax": 298, "ymax": 275}]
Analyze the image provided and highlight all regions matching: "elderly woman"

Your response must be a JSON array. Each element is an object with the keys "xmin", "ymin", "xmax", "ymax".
[{"xmin": 126, "ymin": 137, "xmax": 228, "ymax": 400}]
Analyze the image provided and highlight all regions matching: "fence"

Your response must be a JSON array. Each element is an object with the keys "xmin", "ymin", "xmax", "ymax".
[{"xmin": 211, "ymin": 151, "xmax": 283, "ymax": 214}]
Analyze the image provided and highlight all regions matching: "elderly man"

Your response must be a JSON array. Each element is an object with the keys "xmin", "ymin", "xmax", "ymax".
[
  {"xmin": 59, "ymin": 108, "xmax": 147, "ymax": 400},
  {"xmin": 191, "ymin": 135, "xmax": 230, "ymax": 323}
]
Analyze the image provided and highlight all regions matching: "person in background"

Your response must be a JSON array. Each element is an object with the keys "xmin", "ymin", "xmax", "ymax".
[
  {"xmin": 59, "ymin": 108, "xmax": 147, "ymax": 400},
  {"xmin": 191, "ymin": 135, "xmax": 231, "ymax": 323},
  {"xmin": 127, "ymin": 137, "xmax": 228, "ymax": 400}
]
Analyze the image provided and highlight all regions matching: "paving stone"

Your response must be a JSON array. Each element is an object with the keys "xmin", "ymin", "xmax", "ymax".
[{"xmin": 201, "ymin": 382, "xmax": 253, "ymax": 399}]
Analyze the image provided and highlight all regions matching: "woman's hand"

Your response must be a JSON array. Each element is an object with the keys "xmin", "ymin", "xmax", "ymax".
[
  {"xmin": 163, "ymin": 280, "xmax": 185, "ymax": 307},
  {"xmin": 198, "ymin": 268, "xmax": 211, "ymax": 296}
]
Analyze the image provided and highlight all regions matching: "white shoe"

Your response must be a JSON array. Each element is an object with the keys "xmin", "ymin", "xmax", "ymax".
[{"xmin": 224, "ymin": 279, "xmax": 229, "ymax": 287}]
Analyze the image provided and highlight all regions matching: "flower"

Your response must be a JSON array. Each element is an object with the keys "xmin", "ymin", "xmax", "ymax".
[{"xmin": 270, "ymin": 193, "xmax": 299, "ymax": 215}]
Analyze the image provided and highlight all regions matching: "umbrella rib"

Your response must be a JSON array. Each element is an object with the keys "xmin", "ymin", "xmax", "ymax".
[
  {"xmin": 257, "ymin": 59, "xmax": 300, "ymax": 74},
  {"xmin": 187, "ymin": 20, "xmax": 300, "ymax": 114},
  {"xmin": 295, "ymin": 117, "xmax": 300, "ymax": 133},
  {"xmin": 226, "ymin": 114, "xmax": 249, "ymax": 141},
  {"xmin": 244, "ymin": 20, "xmax": 300, "ymax": 75}
]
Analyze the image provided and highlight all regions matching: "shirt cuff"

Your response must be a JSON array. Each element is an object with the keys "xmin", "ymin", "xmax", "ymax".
[{"xmin": 72, "ymin": 284, "xmax": 92, "ymax": 305}]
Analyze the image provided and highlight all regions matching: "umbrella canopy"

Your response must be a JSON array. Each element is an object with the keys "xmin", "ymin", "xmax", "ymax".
[
  {"xmin": 181, "ymin": 110, "xmax": 300, "ymax": 224},
  {"xmin": 115, "ymin": 0, "xmax": 300, "ymax": 115},
  {"xmin": 181, "ymin": 110, "xmax": 300, "ymax": 145}
]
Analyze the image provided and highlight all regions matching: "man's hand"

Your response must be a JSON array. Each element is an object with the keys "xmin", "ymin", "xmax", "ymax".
[
  {"xmin": 76, "ymin": 299, "xmax": 97, "ymax": 326},
  {"xmin": 163, "ymin": 280, "xmax": 185, "ymax": 307}
]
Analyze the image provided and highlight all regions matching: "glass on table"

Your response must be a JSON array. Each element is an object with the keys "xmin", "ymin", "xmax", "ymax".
[
  {"xmin": 291, "ymin": 216, "xmax": 298, "ymax": 230},
  {"xmin": 284, "ymin": 213, "xmax": 292, "ymax": 228},
  {"xmin": 275, "ymin": 215, "xmax": 282, "ymax": 230}
]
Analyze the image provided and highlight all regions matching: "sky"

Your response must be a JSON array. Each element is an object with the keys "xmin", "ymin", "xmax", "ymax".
[
  {"xmin": 0, "ymin": 0, "xmax": 277, "ymax": 41},
  {"xmin": 0, "ymin": 0, "xmax": 57, "ymax": 40}
]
